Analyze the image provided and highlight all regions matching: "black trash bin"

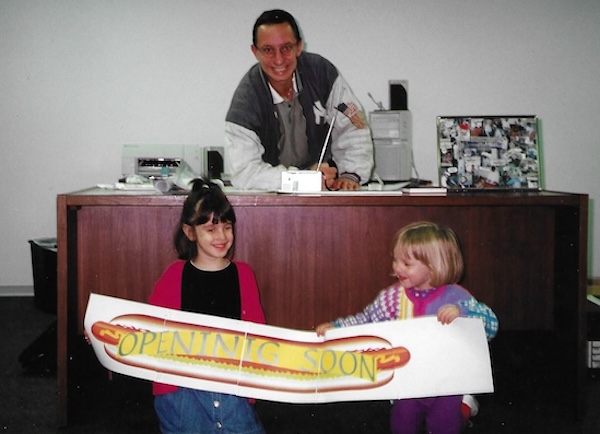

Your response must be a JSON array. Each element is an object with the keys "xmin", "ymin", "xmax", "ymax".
[{"xmin": 28, "ymin": 237, "xmax": 57, "ymax": 314}]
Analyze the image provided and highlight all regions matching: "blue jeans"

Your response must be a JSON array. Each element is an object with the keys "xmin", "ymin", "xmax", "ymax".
[{"xmin": 154, "ymin": 388, "xmax": 265, "ymax": 434}]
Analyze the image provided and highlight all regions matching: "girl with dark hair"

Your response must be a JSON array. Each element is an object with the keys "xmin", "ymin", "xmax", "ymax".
[{"xmin": 149, "ymin": 178, "xmax": 266, "ymax": 434}]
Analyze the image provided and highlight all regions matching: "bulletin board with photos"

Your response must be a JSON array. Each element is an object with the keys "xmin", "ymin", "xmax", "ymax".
[{"xmin": 437, "ymin": 115, "xmax": 541, "ymax": 190}]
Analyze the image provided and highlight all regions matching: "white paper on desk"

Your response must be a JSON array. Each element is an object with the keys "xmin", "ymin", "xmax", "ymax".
[
  {"xmin": 171, "ymin": 160, "xmax": 197, "ymax": 190},
  {"xmin": 276, "ymin": 190, "xmax": 405, "ymax": 196},
  {"xmin": 84, "ymin": 293, "xmax": 493, "ymax": 403}
]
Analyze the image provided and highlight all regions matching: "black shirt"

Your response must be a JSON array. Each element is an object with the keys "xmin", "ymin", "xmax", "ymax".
[{"xmin": 180, "ymin": 261, "xmax": 241, "ymax": 320}]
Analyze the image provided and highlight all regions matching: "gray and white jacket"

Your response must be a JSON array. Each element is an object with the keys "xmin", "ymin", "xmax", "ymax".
[{"xmin": 225, "ymin": 52, "xmax": 374, "ymax": 190}]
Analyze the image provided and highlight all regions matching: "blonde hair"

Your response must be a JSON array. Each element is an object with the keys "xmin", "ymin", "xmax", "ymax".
[{"xmin": 392, "ymin": 221, "xmax": 464, "ymax": 287}]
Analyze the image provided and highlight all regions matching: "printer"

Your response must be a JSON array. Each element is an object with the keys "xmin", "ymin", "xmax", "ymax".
[{"xmin": 121, "ymin": 144, "xmax": 224, "ymax": 180}]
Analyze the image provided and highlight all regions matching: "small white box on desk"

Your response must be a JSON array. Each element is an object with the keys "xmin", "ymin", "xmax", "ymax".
[{"xmin": 280, "ymin": 170, "xmax": 322, "ymax": 193}]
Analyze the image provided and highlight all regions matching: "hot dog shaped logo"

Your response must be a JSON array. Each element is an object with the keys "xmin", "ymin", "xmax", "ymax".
[{"xmin": 91, "ymin": 314, "xmax": 411, "ymax": 393}]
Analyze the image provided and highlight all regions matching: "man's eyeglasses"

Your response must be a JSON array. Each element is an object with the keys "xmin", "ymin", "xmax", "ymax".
[{"xmin": 256, "ymin": 43, "xmax": 297, "ymax": 58}]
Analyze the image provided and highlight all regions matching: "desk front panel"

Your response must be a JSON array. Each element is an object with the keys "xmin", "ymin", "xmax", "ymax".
[{"xmin": 73, "ymin": 200, "xmax": 556, "ymax": 332}]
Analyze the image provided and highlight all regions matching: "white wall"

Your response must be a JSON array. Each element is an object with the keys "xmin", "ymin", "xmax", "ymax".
[{"xmin": 1, "ymin": 0, "xmax": 599, "ymax": 289}]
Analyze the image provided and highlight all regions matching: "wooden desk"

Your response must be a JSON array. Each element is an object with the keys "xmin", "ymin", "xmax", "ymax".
[{"xmin": 56, "ymin": 189, "xmax": 588, "ymax": 426}]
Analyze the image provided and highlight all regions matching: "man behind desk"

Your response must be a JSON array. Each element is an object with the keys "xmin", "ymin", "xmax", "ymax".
[{"xmin": 225, "ymin": 9, "xmax": 374, "ymax": 191}]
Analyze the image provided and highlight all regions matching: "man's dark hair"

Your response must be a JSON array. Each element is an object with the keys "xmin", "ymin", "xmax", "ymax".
[{"xmin": 252, "ymin": 9, "xmax": 302, "ymax": 46}]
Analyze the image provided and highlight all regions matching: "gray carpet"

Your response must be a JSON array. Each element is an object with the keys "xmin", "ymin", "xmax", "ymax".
[{"xmin": 2, "ymin": 296, "xmax": 599, "ymax": 433}]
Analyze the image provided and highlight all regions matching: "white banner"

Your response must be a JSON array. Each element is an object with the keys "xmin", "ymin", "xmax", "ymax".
[{"xmin": 84, "ymin": 293, "xmax": 493, "ymax": 403}]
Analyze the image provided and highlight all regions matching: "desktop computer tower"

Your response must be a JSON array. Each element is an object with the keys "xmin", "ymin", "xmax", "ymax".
[{"xmin": 369, "ymin": 110, "xmax": 412, "ymax": 181}]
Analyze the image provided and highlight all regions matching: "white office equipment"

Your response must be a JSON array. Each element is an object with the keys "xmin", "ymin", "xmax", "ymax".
[
  {"xmin": 370, "ymin": 111, "xmax": 413, "ymax": 181},
  {"xmin": 280, "ymin": 112, "xmax": 337, "ymax": 193},
  {"xmin": 280, "ymin": 171, "xmax": 322, "ymax": 193},
  {"xmin": 121, "ymin": 144, "xmax": 224, "ymax": 179}
]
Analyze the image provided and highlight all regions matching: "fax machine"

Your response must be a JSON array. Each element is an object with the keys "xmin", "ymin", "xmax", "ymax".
[{"xmin": 121, "ymin": 144, "xmax": 224, "ymax": 180}]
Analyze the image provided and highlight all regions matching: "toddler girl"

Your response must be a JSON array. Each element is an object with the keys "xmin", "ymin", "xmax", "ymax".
[{"xmin": 316, "ymin": 221, "xmax": 498, "ymax": 434}]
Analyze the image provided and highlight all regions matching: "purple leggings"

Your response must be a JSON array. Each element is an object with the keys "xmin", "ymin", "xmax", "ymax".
[{"xmin": 390, "ymin": 395, "xmax": 465, "ymax": 434}]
